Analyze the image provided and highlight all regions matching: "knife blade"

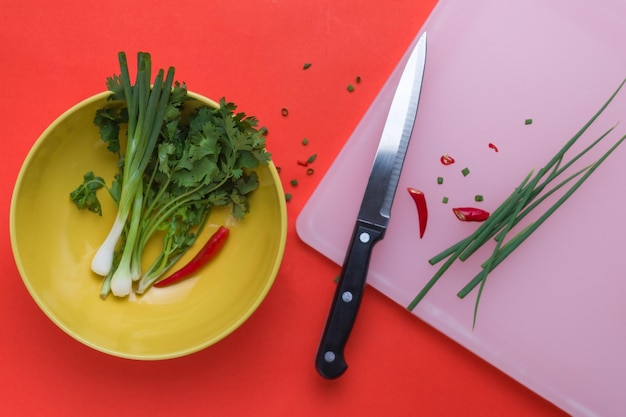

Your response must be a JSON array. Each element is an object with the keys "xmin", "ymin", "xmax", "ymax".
[{"xmin": 315, "ymin": 32, "xmax": 427, "ymax": 379}]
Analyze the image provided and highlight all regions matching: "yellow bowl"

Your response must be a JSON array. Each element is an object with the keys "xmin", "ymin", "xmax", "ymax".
[{"xmin": 9, "ymin": 92, "xmax": 287, "ymax": 359}]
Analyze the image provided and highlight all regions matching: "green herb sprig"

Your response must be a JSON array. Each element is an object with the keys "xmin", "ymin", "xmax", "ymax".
[
  {"xmin": 407, "ymin": 79, "xmax": 626, "ymax": 326},
  {"xmin": 70, "ymin": 52, "xmax": 270, "ymax": 298}
]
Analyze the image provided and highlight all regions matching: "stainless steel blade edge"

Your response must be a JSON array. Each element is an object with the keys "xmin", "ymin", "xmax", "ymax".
[{"xmin": 357, "ymin": 32, "xmax": 427, "ymax": 228}]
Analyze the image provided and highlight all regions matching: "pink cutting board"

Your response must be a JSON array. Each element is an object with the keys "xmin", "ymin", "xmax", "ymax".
[{"xmin": 296, "ymin": 0, "xmax": 626, "ymax": 415}]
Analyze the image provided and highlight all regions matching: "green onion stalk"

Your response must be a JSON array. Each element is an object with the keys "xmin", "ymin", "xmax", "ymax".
[
  {"xmin": 407, "ymin": 78, "xmax": 626, "ymax": 326},
  {"xmin": 91, "ymin": 52, "xmax": 175, "ymax": 297}
]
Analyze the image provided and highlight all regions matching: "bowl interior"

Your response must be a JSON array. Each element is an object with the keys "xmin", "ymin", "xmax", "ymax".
[{"xmin": 10, "ymin": 92, "xmax": 286, "ymax": 359}]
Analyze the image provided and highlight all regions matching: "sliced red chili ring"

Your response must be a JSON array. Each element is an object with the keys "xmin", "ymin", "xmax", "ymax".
[{"xmin": 440, "ymin": 154, "xmax": 455, "ymax": 165}]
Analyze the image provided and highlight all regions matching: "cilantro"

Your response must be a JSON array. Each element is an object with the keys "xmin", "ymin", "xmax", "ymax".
[
  {"xmin": 69, "ymin": 171, "xmax": 106, "ymax": 215},
  {"xmin": 71, "ymin": 53, "xmax": 271, "ymax": 298}
]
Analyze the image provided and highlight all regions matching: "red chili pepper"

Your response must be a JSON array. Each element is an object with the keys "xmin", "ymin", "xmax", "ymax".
[
  {"xmin": 297, "ymin": 160, "xmax": 309, "ymax": 167},
  {"xmin": 452, "ymin": 207, "xmax": 490, "ymax": 222},
  {"xmin": 440, "ymin": 154, "xmax": 455, "ymax": 165},
  {"xmin": 154, "ymin": 226, "xmax": 230, "ymax": 288},
  {"xmin": 488, "ymin": 142, "xmax": 499, "ymax": 152},
  {"xmin": 407, "ymin": 188, "xmax": 428, "ymax": 238}
]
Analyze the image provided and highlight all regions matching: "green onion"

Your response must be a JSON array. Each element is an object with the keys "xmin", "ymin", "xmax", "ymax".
[
  {"xmin": 302, "ymin": 138, "xmax": 309, "ymax": 145},
  {"xmin": 462, "ymin": 167, "xmax": 470, "ymax": 176},
  {"xmin": 303, "ymin": 63, "xmax": 312, "ymax": 70},
  {"xmin": 475, "ymin": 194, "xmax": 484, "ymax": 202},
  {"xmin": 437, "ymin": 176, "xmax": 444, "ymax": 184},
  {"xmin": 525, "ymin": 118, "xmax": 533, "ymax": 125},
  {"xmin": 442, "ymin": 196, "xmax": 449, "ymax": 204},
  {"xmin": 307, "ymin": 154, "xmax": 317, "ymax": 164},
  {"xmin": 347, "ymin": 84, "xmax": 355, "ymax": 92},
  {"xmin": 290, "ymin": 179, "xmax": 298, "ymax": 186},
  {"xmin": 407, "ymin": 78, "xmax": 626, "ymax": 326},
  {"xmin": 285, "ymin": 193, "xmax": 292, "ymax": 202}
]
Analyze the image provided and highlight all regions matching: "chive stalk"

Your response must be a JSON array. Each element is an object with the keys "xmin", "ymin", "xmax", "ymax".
[{"xmin": 407, "ymin": 79, "xmax": 626, "ymax": 321}]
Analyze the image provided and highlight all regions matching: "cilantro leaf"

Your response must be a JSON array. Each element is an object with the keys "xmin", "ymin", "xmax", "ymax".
[
  {"xmin": 235, "ymin": 172, "xmax": 259, "ymax": 195},
  {"xmin": 93, "ymin": 107, "xmax": 125, "ymax": 154},
  {"xmin": 69, "ymin": 171, "xmax": 106, "ymax": 215},
  {"xmin": 105, "ymin": 74, "xmax": 125, "ymax": 101},
  {"xmin": 108, "ymin": 172, "xmax": 122, "ymax": 204}
]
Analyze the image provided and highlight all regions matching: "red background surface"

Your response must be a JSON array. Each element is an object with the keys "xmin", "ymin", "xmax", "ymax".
[{"xmin": 1, "ymin": 1, "xmax": 569, "ymax": 415}]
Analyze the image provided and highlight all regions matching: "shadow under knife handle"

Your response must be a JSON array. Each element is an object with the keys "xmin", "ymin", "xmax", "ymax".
[{"xmin": 315, "ymin": 221, "xmax": 384, "ymax": 379}]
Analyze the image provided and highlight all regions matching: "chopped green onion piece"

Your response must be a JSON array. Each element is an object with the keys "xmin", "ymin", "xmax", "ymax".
[
  {"xmin": 303, "ymin": 63, "xmax": 312, "ymax": 70},
  {"xmin": 307, "ymin": 154, "xmax": 317, "ymax": 163},
  {"xmin": 475, "ymin": 194, "xmax": 484, "ymax": 202},
  {"xmin": 347, "ymin": 84, "xmax": 355, "ymax": 92},
  {"xmin": 437, "ymin": 176, "xmax": 444, "ymax": 184},
  {"xmin": 525, "ymin": 118, "xmax": 533, "ymax": 125},
  {"xmin": 442, "ymin": 196, "xmax": 449, "ymax": 204},
  {"xmin": 290, "ymin": 179, "xmax": 298, "ymax": 186},
  {"xmin": 301, "ymin": 138, "xmax": 309, "ymax": 145},
  {"xmin": 462, "ymin": 167, "xmax": 470, "ymax": 176},
  {"xmin": 285, "ymin": 193, "xmax": 292, "ymax": 201}
]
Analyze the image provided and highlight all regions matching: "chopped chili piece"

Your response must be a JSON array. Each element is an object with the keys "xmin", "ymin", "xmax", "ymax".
[
  {"xmin": 452, "ymin": 207, "xmax": 490, "ymax": 222},
  {"xmin": 154, "ymin": 226, "xmax": 229, "ymax": 288},
  {"xmin": 440, "ymin": 154, "xmax": 455, "ymax": 165},
  {"xmin": 297, "ymin": 160, "xmax": 309, "ymax": 167},
  {"xmin": 356, "ymin": 76, "xmax": 361, "ymax": 84},
  {"xmin": 281, "ymin": 108, "xmax": 289, "ymax": 117},
  {"xmin": 462, "ymin": 167, "xmax": 470, "ymax": 177},
  {"xmin": 488, "ymin": 142, "xmax": 499, "ymax": 152},
  {"xmin": 306, "ymin": 168, "xmax": 315, "ymax": 175},
  {"xmin": 347, "ymin": 84, "xmax": 355, "ymax": 92},
  {"xmin": 276, "ymin": 166, "xmax": 281, "ymax": 174},
  {"xmin": 407, "ymin": 188, "xmax": 428, "ymax": 238}
]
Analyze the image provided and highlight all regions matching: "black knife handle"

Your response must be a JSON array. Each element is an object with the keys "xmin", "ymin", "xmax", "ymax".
[{"xmin": 315, "ymin": 221, "xmax": 384, "ymax": 379}]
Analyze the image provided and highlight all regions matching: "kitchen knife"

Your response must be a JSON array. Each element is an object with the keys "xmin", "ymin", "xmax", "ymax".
[{"xmin": 315, "ymin": 32, "xmax": 427, "ymax": 379}]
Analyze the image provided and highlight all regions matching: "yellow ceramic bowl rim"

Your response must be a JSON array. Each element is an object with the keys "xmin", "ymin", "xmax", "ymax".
[{"xmin": 9, "ymin": 91, "xmax": 287, "ymax": 359}]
